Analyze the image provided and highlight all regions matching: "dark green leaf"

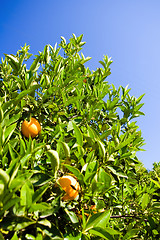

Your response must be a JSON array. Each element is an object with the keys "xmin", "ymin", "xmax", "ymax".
[
  {"xmin": 9, "ymin": 216, "xmax": 35, "ymax": 231},
  {"xmin": 32, "ymin": 184, "xmax": 49, "ymax": 203}
]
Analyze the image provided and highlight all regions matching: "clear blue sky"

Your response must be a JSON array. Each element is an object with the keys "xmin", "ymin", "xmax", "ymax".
[{"xmin": 1, "ymin": 0, "xmax": 160, "ymax": 170}]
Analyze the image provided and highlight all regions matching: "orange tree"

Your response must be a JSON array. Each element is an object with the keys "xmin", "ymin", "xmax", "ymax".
[{"xmin": 0, "ymin": 34, "xmax": 160, "ymax": 239}]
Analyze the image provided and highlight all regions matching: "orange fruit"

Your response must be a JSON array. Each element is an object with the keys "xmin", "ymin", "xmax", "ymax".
[
  {"xmin": 21, "ymin": 117, "xmax": 41, "ymax": 138},
  {"xmin": 58, "ymin": 175, "xmax": 80, "ymax": 201},
  {"xmin": 83, "ymin": 79, "xmax": 87, "ymax": 83}
]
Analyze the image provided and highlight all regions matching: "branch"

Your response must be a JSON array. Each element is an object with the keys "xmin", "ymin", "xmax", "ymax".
[{"xmin": 111, "ymin": 214, "xmax": 148, "ymax": 222}]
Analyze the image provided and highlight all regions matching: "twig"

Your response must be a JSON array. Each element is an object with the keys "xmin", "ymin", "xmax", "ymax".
[{"xmin": 110, "ymin": 215, "xmax": 148, "ymax": 222}]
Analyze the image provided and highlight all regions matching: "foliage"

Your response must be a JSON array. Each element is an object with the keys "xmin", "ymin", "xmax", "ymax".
[{"xmin": 0, "ymin": 34, "xmax": 159, "ymax": 239}]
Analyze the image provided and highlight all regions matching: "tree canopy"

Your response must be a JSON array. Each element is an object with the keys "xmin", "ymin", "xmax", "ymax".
[{"xmin": 0, "ymin": 34, "xmax": 160, "ymax": 239}]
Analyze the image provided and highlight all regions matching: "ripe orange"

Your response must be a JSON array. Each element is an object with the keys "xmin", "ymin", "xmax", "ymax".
[
  {"xmin": 58, "ymin": 175, "xmax": 80, "ymax": 201},
  {"xmin": 21, "ymin": 117, "xmax": 41, "ymax": 138}
]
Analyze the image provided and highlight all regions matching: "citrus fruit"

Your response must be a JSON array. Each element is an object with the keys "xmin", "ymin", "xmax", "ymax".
[
  {"xmin": 58, "ymin": 175, "xmax": 80, "ymax": 201},
  {"xmin": 21, "ymin": 117, "xmax": 41, "ymax": 138}
]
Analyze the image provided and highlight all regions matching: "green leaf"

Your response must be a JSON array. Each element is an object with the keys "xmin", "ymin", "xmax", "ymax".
[
  {"xmin": 38, "ymin": 219, "xmax": 51, "ymax": 228},
  {"xmin": 97, "ymin": 168, "xmax": 111, "ymax": 190},
  {"xmin": 31, "ymin": 172, "xmax": 51, "ymax": 186},
  {"xmin": 54, "ymin": 58, "xmax": 62, "ymax": 74},
  {"xmin": 44, "ymin": 45, "xmax": 50, "ymax": 64},
  {"xmin": 0, "ymin": 232, "xmax": 5, "ymax": 240},
  {"xmin": 0, "ymin": 126, "xmax": 5, "ymax": 146},
  {"xmin": 4, "ymin": 112, "xmax": 21, "ymax": 127},
  {"xmin": 29, "ymin": 202, "xmax": 51, "ymax": 212},
  {"xmin": 89, "ymin": 227, "xmax": 114, "ymax": 240},
  {"xmin": 0, "ymin": 169, "xmax": 10, "ymax": 186},
  {"xmin": 14, "ymin": 86, "xmax": 39, "ymax": 103},
  {"xmin": 64, "ymin": 96, "xmax": 85, "ymax": 107},
  {"xmin": 20, "ymin": 154, "xmax": 32, "ymax": 167},
  {"xmin": 141, "ymin": 193, "xmax": 149, "ymax": 210},
  {"xmin": 87, "ymin": 125, "xmax": 96, "ymax": 139},
  {"xmin": 30, "ymin": 55, "xmax": 40, "ymax": 72},
  {"xmin": 0, "ymin": 216, "xmax": 35, "ymax": 231},
  {"xmin": 151, "ymin": 202, "xmax": 160, "ymax": 212},
  {"xmin": 20, "ymin": 138, "xmax": 26, "ymax": 156},
  {"xmin": 85, "ymin": 210, "xmax": 111, "ymax": 231},
  {"xmin": 5, "ymin": 54, "xmax": 19, "ymax": 71},
  {"xmin": 32, "ymin": 184, "xmax": 49, "ymax": 203},
  {"xmin": 15, "ymin": 218, "xmax": 36, "ymax": 231},
  {"xmin": 25, "ymin": 234, "xmax": 36, "ymax": 240},
  {"xmin": 46, "ymin": 150, "xmax": 60, "ymax": 177},
  {"xmin": 72, "ymin": 121, "xmax": 83, "ymax": 146},
  {"xmin": 8, "ymin": 143, "xmax": 17, "ymax": 160},
  {"xmin": 99, "ymin": 60, "xmax": 106, "ymax": 68},
  {"xmin": 81, "ymin": 56, "xmax": 92, "ymax": 64},
  {"xmin": 67, "ymin": 121, "xmax": 74, "ymax": 132},
  {"xmin": 0, "ymin": 183, "xmax": 5, "ymax": 196},
  {"xmin": 20, "ymin": 181, "xmax": 34, "ymax": 208},
  {"xmin": 96, "ymin": 139, "xmax": 105, "ymax": 158},
  {"xmin": 84, "ymin": 160, "xmax": 98, "ymax": 184},
  {"xmin": 39, "ymin": 223, "xmax": 63, "ymax": 239},
  {"xmin": 155, "ymin": 172, "xmax": 160, "ymax": 182},
  {"xmin": 9, "ymin": 172, "xmax": 33, "ymax": 192},
  {"xmin": 148, "ymin": 216, "xmax": 156, "ymax": 230},
  {"xmin": 58, "ymin": 141, "xmax": 70, "ymax": 158},
  {"xmin": 88, "ymin": 105, "xmax": 94, "ymax": 120},
  {"xmin": 65, "ymin": 209, "xmax": 79, "ymax": 224},
  {"xmin": 2, "ymin": 197, "xmax": 20, "ymax": 212},
  {"xmin": 136, "ymin": 93, "xmax": 145, "ymax": 104},
  {"xmin": 116, "ymin": 172, "xmax": 128, "ymax": 178},
  {"xmin": 61, "ymin": 36, "xmax": 66, "ymax": 44},
  {"xmin": 8, "ymin": 161, "xmax": 21, "ymax": 187},
  {"xmin": 150, "ymin": 178, "xmax": 160, "ymax": 188},
  {"xmin": 122, "ymin": 229, "xmax": 139, "ymax": 240},
  {"xmin": 0, "ymin": 106, "xmax": 3, "ymax": 123},
  {"xmin": 11, "ymin": 232, "xmax": 19, "ymax": 240},
  {"xmin": 13, "ymin": 75, "xmax": 25, "ymax": 90},
  {"xmin": 64, "ymin": 164, "xmax": 84, "ymax": 183},
  {"xmin": 105, "ymin": 227, "xmax": 121, "ymax": 235},
  {"xmin": 4, "ymin": 123, "xmax": 17, "ymax": 144},
  {"xmin": 115, "ymin": 132, "xmax": 137, "ymax": 151},
  {"xmin": 64, "ymin": 235, "xmax": 82, "ymax": 240}
]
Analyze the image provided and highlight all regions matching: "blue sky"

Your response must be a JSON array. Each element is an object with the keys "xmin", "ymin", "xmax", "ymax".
[{"xmin": 1, "ymin": 0, "xmax": 160, "ymax": 169}]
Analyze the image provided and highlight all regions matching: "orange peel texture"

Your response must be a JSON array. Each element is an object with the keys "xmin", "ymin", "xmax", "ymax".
[
  {"xmin": 58, "ymin": 175, "xmax": 80, "ymax": 201},
  {"xmin": 21, "ymin": 117, "xmax": 41, "ymax": 138}
]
